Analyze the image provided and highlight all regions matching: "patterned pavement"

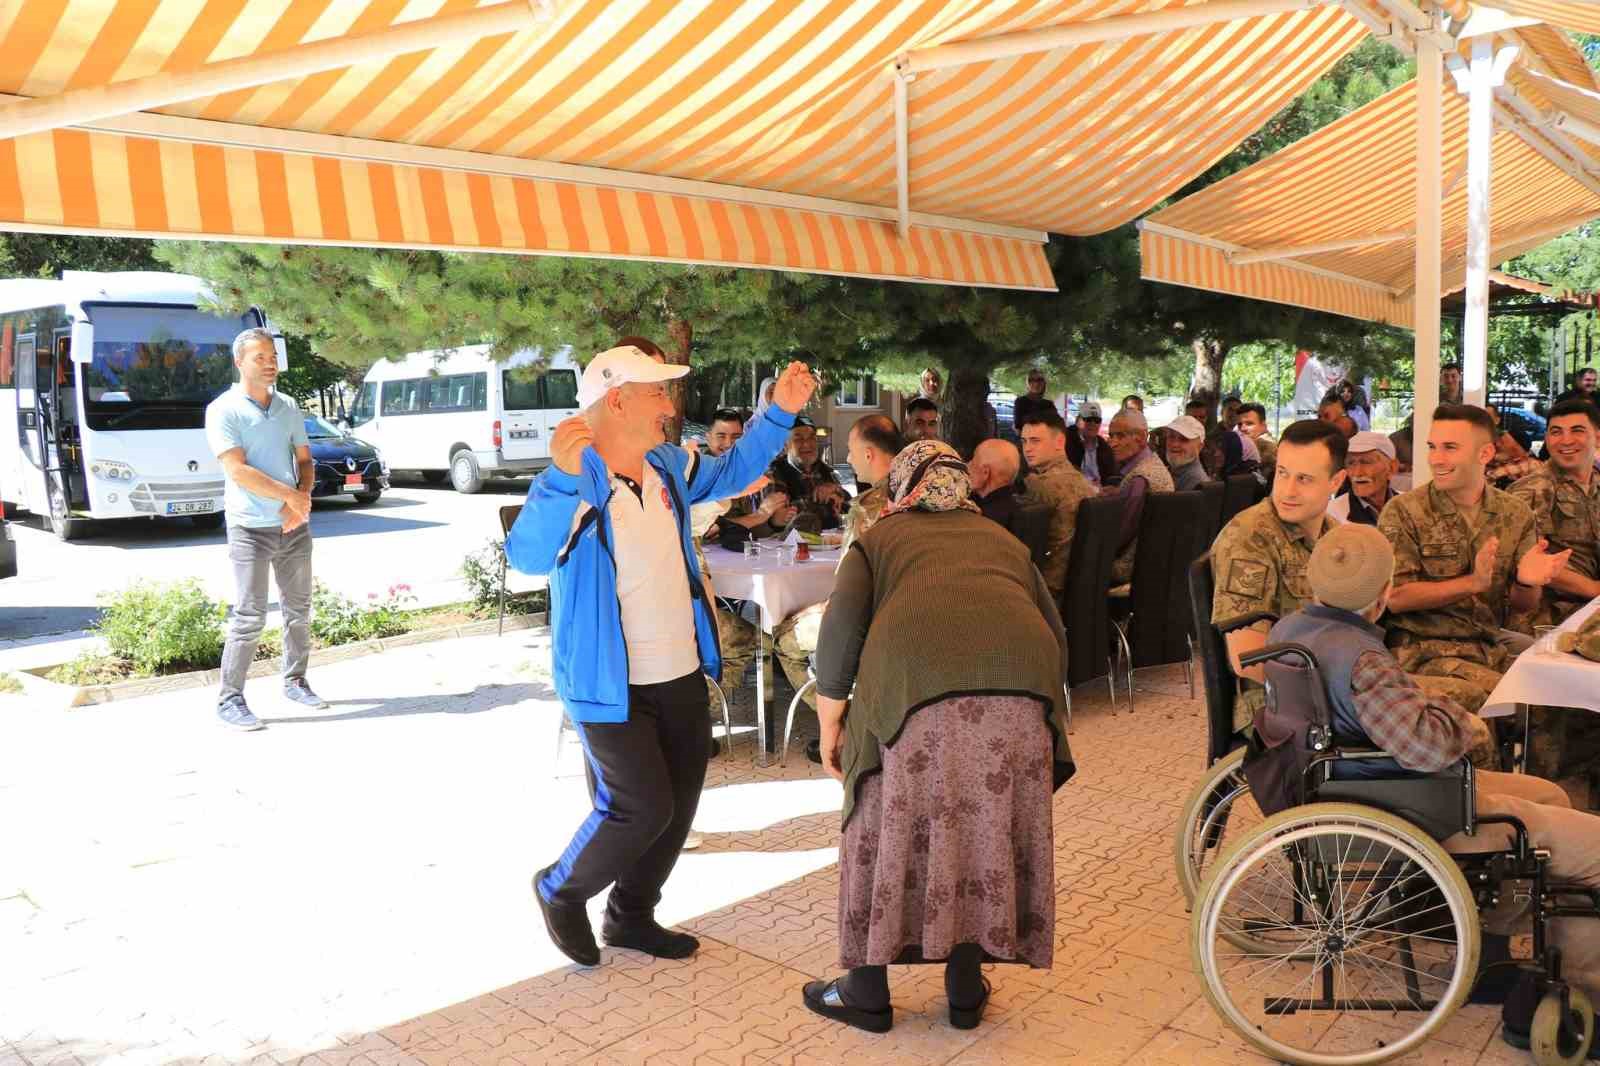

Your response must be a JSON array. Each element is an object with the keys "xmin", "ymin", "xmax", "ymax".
[{"xmin": 0, "ymin": 633, "xmax": 1544, "ymax": 1065}]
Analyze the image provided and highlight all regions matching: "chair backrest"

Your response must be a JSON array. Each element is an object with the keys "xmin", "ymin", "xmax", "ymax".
[
  {"xmin": 1061, "ymin": 494, "xmax": 1127, "ymax": 689},
  {"xmin": 1220, "ymin": 474, "xmax": 1259, "ymax": 526},
  {"xmin": 1199, "ymin": 480, "xmax": 1225, "ymax": 545},
  {"xmin": 1188, "ymin": 554, "xmax": 1241, "ymax": 766},
  {"xmin": 498, "ymin": 503, "xmax": 523, "ymax": 539},
  {"xmin": 1011, "ymin": 500, "xmax": 1054, "ymax": 573},
  {"xmin": 1127, "ymin": 491, "xmax": 1215, "ymax": 669}
]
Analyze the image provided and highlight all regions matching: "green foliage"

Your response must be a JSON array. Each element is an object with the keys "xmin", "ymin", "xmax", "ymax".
[
  {"xmin": 0, "ymin": 234, "xmax": 161, "ymax": 279},
  {"xmin": 309, "ymin": 580, "xmax": 416, "ymax": 646},
  {"xmin": 0, "ymin": 672, "xmax": 23, "ymax": 695},
  {"xmin": 460, "ymin": 539, "xmax": 547, "ymax": 617},
  {"xmin": 94, "ymin": 580, "xmax": 229, "ymax": 674}
]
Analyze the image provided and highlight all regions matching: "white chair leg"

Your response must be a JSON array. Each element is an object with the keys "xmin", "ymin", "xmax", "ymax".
[
  {"xmin": 1062, "ymin": 683, "xmax": 1074, "ymax": 735},
  {"xmin": 781, "ymin": 677, "xmax": 818, "ymax": 766},
  {"xmin": 1186, "ymin": 635, "xmax": 1196, "ymax": 699},
  {"xmin": 1105, "ymin": 657, "xmax": 1117, "ymax": 714},
  {"xmin": 1112, "ymin": 619, "xmax": 1135, "ymax": 713},
  {"xmin": 705, "ymin": 673, "xmax": 732, "ymax": 757}
]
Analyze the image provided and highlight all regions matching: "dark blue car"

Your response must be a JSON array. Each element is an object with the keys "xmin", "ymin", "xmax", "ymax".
[{"xmin": 304, "ymin": 416, "xmax": 389, "ymax": 506}]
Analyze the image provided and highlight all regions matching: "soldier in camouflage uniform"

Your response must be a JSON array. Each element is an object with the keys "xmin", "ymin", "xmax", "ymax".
[
  {"xmin": 1508, "ymin": 398, "xmax": 1600, "ymax": 776},
  {"xmin": 1211, "ymin": 420, "xmax": 1346, "ymax": 733},
  {"xmin": 1016, "ymin": 407, "xmax": 1095, "ymax": 599},
  {"xmin": 773, "ymin": 415, "xmax": 903, "ymax": 707},
  {"xmin": 1378, "ymin": 405, "xmax": 1571, "ymax": 769}
]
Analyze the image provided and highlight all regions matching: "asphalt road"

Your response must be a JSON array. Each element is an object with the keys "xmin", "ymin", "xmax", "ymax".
[{"xmin": 0, "ymin": 475, "xmax": 545, "ymax": 658}]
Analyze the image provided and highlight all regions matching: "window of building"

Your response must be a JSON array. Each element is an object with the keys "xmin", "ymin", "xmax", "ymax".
[{"xmin": 835, "ymin": 375, "xmax": 880, "ymax": 408}]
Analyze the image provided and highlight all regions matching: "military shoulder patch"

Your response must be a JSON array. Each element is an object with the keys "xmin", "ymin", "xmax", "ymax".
[{"xmin": 1225, "ymin": 558, "xmax": 1270, "ymax": 599}]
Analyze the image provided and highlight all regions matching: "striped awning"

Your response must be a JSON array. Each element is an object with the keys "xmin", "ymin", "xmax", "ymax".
[
  {"xmin": 1469, "ymin": 0, "xmax": 1600, "ymax": 34},
  {"xmin": 0, "ymin": 0, "xmax": 1374, "ymax": 290},
  {"xmin": 1139, "ymin": 69, "xmax": 1600, "ymax": 325}
]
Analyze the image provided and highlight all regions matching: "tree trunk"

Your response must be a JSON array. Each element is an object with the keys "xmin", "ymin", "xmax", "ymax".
[
  {"xmin": 1190, "ymin": 337, "xmax": 1228, "ymax": 421},
  {"xmin": 942, "ymin": 364, "xmax": 996, "ymax": 460},
  {"xmin": 665, "ymin": 317, "xmax": 692, "ymax": 444}
]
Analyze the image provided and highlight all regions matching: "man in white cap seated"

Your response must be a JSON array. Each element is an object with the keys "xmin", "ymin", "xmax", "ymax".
[
  {"xmin": 1163, "ymin": 414, "xmax": 1210, "ymax": 491},
  {"xmin": 507, "ymin": 344, "xmax": 817, "ymax": 967},
  {"xmin": 1328, "ymin": 430, "xmax": 1398, "ymax": 525},
  {"xmin": 1065, "ymin": 400, "xmax": 1116, "ymax": 485},
  {"xmin": 1265, "ymin": 523, "xmax": 1600, "ymax": 1022}
]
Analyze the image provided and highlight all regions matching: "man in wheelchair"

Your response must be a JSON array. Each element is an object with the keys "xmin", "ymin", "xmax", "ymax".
[{"xmin": 1256, "ymin": 522, "xmax": 1600, "ymax": 1048}]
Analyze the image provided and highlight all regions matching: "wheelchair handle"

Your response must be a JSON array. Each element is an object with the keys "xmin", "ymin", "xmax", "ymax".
[{"xmin": 1239, "ymin": 640, "xmax": 1316, "ymax": 671}]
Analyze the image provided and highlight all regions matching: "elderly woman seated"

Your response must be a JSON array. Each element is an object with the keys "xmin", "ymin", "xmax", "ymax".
[{"xmin": 802, "ymin": 440, "xmax": 1076, "ymax": 1033}]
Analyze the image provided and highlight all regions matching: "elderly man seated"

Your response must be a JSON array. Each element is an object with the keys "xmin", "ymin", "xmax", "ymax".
[
  {"xmin": 969, "ymin": 437, "xmax": 1024, "ymax": 531},
  {"xmin": 1104, "ymin": 406, "xmax": 1174, "ymax": 584},
  {"xmin": 1164, "ymin": 415, "xmax": 1209, "ymax": 490},
  {"xmin": 765, "ymin": 416, "xmax": 844, "ymax": 530},
  {"xmin": 1328, "ymin": 431, "xmax": 1398, "ymax": 525},
  {"xmin": 1267, "ymin": 522, "xmax": 1600, "ymax": 1016}
]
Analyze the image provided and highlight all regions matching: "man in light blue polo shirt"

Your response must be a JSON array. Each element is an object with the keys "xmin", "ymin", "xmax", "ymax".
[{"xmin": 204, "ymin": 327, "xmax": 324, "ymax": 731}]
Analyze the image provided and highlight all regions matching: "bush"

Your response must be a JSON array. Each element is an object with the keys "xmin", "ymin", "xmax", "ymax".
[
  {"xmin": 49, "ymin": 652, "xmax": 130, "ymax": 686},
  {"xmin": 95, "ymin": 580, "xmax": 228, "ymax": 674},
  {"xmin": 461, "ymin": 539, "xmax": 545, "ymax": 617},
  {"xmin": 0, "ymin": 672, "xmax": 23, "ymax": 695},
  {"xmin": 310, "ymin": 581, "xmax": 415, "ymax": 646}
]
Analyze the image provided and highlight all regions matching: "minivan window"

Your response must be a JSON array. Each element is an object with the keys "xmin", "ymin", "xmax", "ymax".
[
  {"xmin": 542, "ymin": 369, "xmax": 578, "ymax": 409},
  {"xmin": 503, "ymin": 366, "xmax": 578, "ymax": 410}
]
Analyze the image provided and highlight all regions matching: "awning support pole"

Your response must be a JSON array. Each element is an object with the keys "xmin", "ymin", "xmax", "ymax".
[
  {"xmin": 1414, "ymin": 8, "xmax": 1443, "ymax": 484},
  {"xmin": 894, "ymin": 66, "xmax": 911, "ymax": 239},
  {"xmin": 1229, "ymin": 230, "xmax": 1412, "ymax": 264},
  {"xmin": 1454, "ymin": 37, "xmax": 1517, "ymax": 408}
]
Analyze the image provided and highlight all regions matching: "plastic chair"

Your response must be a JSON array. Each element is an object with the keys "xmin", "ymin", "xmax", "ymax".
[
  {"xmin": 1060, "ymin": 495, "xmax": 1128, "ymax": 714},
  {"xmin": 496, "ymin": 503, "xmax": 523, "ymax": 636}
]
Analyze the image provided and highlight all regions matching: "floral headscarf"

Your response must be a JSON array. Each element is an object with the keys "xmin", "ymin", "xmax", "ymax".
[{"xmin": 881, "ymin": 440, "xmax": 982, "ymax": 517}]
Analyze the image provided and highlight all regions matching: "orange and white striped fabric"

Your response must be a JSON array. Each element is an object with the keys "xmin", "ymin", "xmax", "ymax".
[
  {"xmin": 0, "ymin": 127, "xmax": 1057, "ymax": 289},
  {"xmin": 0, "ymin": 0, "xmax": 1372, "ymax": 288},
  {"xmin": 1140, "ymin": 69, "xmax": 1600, "ymax": 324},
  {"xmin": 1475, "ymin": 0, "xmax": 1600, "ymax": 34}
]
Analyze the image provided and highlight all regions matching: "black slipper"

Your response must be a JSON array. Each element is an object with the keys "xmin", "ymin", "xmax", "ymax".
[
  {"xmin": 802, "ymin": 979, "xmax": 894, "ymax": 1033},
  {"xmin": 949, "ymin": 976, "xmax": 991, "ymax": 1030}
]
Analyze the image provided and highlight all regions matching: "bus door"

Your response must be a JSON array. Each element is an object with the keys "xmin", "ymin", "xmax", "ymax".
[
  {"xmin": 14, "ymin": 332, "xmax": 50, "ymax": 515},
  {"xmin": 50, "ymin": 328, "xmax": 85, "ymax": 509}
]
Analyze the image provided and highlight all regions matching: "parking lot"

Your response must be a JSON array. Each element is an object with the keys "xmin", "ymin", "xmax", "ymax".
[{"xmin": 0, "ymin": 475, "xmax": 545, "ymax": 665}]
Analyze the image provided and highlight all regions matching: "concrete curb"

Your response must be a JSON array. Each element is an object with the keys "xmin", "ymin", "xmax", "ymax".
[{"xmin": 22, "ymin": 613, "xmax": 549, "ymax": 709}]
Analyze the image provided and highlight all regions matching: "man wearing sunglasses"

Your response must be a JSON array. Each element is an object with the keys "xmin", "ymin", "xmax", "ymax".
[{"xmin": 1064, "ymin": 401, "xmax": 1117, "ymax": 487}]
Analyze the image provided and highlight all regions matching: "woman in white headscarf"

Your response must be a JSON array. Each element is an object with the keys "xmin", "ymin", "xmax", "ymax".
[{"xmin": 747, "ymin": 376, "xmax": 777, "ymax": 429}]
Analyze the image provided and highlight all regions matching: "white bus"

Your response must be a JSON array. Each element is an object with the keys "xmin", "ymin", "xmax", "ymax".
[
  {"xmin": 0, "ymin": 271, "xmax": 284, "ymax": 540},
  {"xmin": 347, "ymin": 344, "xmax": 579, "ymax": 493}
]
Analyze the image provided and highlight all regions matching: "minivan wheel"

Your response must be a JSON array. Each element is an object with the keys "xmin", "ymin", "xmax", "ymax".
[{"xmin": 450, "ymin": 451, "xmax": 484, "ymax": 494}]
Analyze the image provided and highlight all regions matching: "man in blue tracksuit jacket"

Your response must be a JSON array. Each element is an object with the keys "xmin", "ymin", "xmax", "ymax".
[{"xmin": 507, "ymin": 343, "xmax": 817, "ymax": 966}]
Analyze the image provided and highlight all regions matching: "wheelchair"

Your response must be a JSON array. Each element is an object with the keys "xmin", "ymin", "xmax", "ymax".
[{"xmin": 1189, "ymin": 639, "xmax": 1600, "ymax": 1065}]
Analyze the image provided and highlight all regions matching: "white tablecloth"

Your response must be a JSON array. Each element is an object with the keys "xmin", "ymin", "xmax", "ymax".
[
  {"xmin": 703, "ymin": 545, "xmax": 839, "ymax": 632},
  {"xmin": 1482, "ymin": 598, "xmax": 1600, "ymax": 718}
]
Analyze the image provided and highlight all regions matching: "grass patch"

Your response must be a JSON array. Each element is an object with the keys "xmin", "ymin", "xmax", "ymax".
[{"xmin": 0, "ymin": 672, "xmax": 24, "ymax": 695}]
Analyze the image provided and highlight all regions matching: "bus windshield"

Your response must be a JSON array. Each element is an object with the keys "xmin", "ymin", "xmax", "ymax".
[{"xmin": 81, "ymin": 305, "xmax": 257, "ymax": 431}]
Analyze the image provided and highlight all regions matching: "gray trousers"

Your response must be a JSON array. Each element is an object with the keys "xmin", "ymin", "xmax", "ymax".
[{"xmin": 219, "ymin": 523, "xmax": 313, "ymax": 703}]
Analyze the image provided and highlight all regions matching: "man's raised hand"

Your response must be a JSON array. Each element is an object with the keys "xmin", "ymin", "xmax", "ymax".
[{"xmin": 770, "ymin": 361, "xmax": 819, "ymax": 414}]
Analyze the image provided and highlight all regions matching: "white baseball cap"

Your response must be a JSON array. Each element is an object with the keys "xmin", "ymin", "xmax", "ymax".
[
  {"xmin": 576, "ymin": 345, "xmax": 689, "ymax": 410},
  {"xmin": 1077, "ymin": 401, "xmax": 1103, "ymax": 420},
  {"xmin": 1166, "ymin": 415, "xmax": 1205, "ymax": 441},
  {"xmin": 1348, "ymin": 430, "xmax": 1397, "ymax": 460}
]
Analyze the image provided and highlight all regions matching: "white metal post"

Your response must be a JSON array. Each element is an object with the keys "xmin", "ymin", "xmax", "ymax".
[
  {"xmin": 1413, "ymin": 20, "xmax": 1444, "ymax": 486},
  {"xmin": 1461, "ymin": 37, "xmax": 1494, "ymax": 408},
  {"xmin": 894, "ymin": 68, "xmax": 911, "ymax": 239}
]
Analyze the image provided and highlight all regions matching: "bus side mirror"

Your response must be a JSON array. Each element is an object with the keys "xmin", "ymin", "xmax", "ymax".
[
  {"xmin": 70, "ymin": 320, "xmax": 94, "ymax": 363},
  {"xmin": 272, "ymin": 334, "xmax": 288, "ymax": 371}
]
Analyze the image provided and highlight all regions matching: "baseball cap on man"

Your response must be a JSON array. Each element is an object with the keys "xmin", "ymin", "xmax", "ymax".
[
  {"xmin": 1308, "ymin": 523, "xmax": 1394, "ymax": 612},
  {"xmin": 1166, "ymin": 415, "xmax": 1205, "ymax": 441},
  {"xmin": 1078, "ymin": 401, "xmax": 1103, "ymax": 421},
  {"xmin": 576, "ymin": 345, "xmax": 689, "ymax": 410},
  {"xmin": 1347, "ymin": 430, "xmax": 1397, "ymax": 461}
]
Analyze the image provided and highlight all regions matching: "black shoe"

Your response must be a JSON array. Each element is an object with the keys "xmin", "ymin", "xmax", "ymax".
[
  {"xmin": 1500, "ymin": 966, "xmax": 1543, "ymax": 1050},
  {"xmin": 948, "ymin": 976, "xmax": 991, "ymax": 1030},
  {"xmin": 801, "ymin": 978, "xmax": 894, "ymax": 1033},
  {"xmin": 1470, "ymin": 934, "xmax": 1518, "ymax": 1005},
  {"xmin": 710, "ymin": 737, "xmax": 722, "ymax": 758},
  {"xmin": 805, "ymin": 738, "xmax": 823, "ymax": 764},
  {"xmin": 601, "ymin": 915, "xmax": 699, "ymax": 959},
  {"xmin": 532, "ymin": 867, "xmax": 600, "ymax": 966}
]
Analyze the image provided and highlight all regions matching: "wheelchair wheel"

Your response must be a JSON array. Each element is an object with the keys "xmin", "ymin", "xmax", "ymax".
[
  {"xmin": 1175, "ymin": 747, "xmax": 1265, "ymax": 907},
  {"xmin": 1193, "ymin": 802, "xmax": 1479, "ymax": 1065},
  {"xmin": 1531, "ymin": 987, "xmax": 1595, "ymax": 1066}
]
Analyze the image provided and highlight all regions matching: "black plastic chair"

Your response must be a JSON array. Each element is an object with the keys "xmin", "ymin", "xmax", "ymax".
[
  {"xmin": 1010, "ymin": 499, "xmax": 1054, "ymax": 574},
  {"xmin": 1060, "ymin": 494, "xmax": 1127, "ymax": 716},
  {"xmin": 1199, "ymin": 480, "xmax": 1226, "ymax": 545},
  {"xmin": 1189, "ymin": 554, "xmax": 1244, "ymax": 768},
  {"xmin": 1220, "ymin": 474, "xmax": 1259, "ymax": 527},
  {"xmin": 1111, "ymin": 491, "xmax": 1215, "ymax": 708}
]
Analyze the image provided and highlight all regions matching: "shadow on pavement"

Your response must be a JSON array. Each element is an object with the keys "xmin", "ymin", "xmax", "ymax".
[{"xmin": 263, "ymin": 680, "xmax": 556, "ymax": 724}]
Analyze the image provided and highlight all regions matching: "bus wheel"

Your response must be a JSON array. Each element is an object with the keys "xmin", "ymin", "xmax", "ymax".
[
  {"xmin": 48, "ymin": 482, "xmax": 86, "ymax": 542},
  {"xmin": 450, "ymin": 451, "xmax": 484, "ymax": 494}
]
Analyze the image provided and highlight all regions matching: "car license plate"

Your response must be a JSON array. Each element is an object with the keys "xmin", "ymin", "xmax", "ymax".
[
  {"xmin": 166, "ymin": 500, "xmax": 214, "ymax": 515},
  {"xmin": 344, "ymin": 473, "xmax": 364, "ymax": 488}
]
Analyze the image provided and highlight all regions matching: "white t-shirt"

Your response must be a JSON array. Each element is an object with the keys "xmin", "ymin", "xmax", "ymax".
[{"xmin": 608, "ymin": 468, "xmax": 701, "ymax": 685}]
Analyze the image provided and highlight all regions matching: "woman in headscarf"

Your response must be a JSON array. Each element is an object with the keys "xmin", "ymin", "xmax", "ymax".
[
  {"xmin": 746, "ymin": 376, "xmax": 778, "ymax": 429},
  {"xmin": 801, "ymin": 440, "xmax": 1075, "ymax": 1034},
  {"xmin": 1217, "ymin": 427, "xmax": 1261, "ymax": 481}
]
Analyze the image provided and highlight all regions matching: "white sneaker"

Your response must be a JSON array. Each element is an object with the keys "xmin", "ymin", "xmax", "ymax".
[{"xmin": 682, "ymin": 832, "xmax": 703, "ymax": 850}]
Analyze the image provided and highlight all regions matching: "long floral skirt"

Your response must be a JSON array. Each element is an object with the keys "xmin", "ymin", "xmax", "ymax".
[{"xmin": 837, "ymin": 694, "xmax": 1055, "ymax": 969}]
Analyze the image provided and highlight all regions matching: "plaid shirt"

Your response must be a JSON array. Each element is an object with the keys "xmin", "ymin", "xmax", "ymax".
[{"xmin": 1349, "ymin": 650, "xmax": 1480, "ymax": 772}]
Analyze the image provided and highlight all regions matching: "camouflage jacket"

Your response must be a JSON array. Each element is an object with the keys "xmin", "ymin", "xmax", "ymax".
[{"xmin": 1023, "ymin": 454, "xmax": 1096, "ymax": 595}]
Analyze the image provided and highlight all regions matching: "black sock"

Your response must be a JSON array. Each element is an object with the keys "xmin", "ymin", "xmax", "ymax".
[
  {"xmin": 945, "ymin": 943, "xmax": 985, "ymax": 1006},
  {"xmin": 839, "ymin": 964, "xmax": 889, "ymax": 1010}
]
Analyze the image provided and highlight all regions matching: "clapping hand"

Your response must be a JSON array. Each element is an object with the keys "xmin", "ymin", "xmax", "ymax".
[
  {"xmin": 770, "ymin": 360, "xmax": 819, "ymax": 413},
  {"xmin": 1517, "ymin": 537, "xmax": 1573, "ymax": 588},
  {"xmin": 1471, "ymin": 536, "xmax": 1498, "ymax": 595}
]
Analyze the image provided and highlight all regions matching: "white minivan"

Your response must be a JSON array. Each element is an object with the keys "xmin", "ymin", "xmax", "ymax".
[{"xmin": 347, "ymin": 344, "xmax": 579, "ymax": 493}]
